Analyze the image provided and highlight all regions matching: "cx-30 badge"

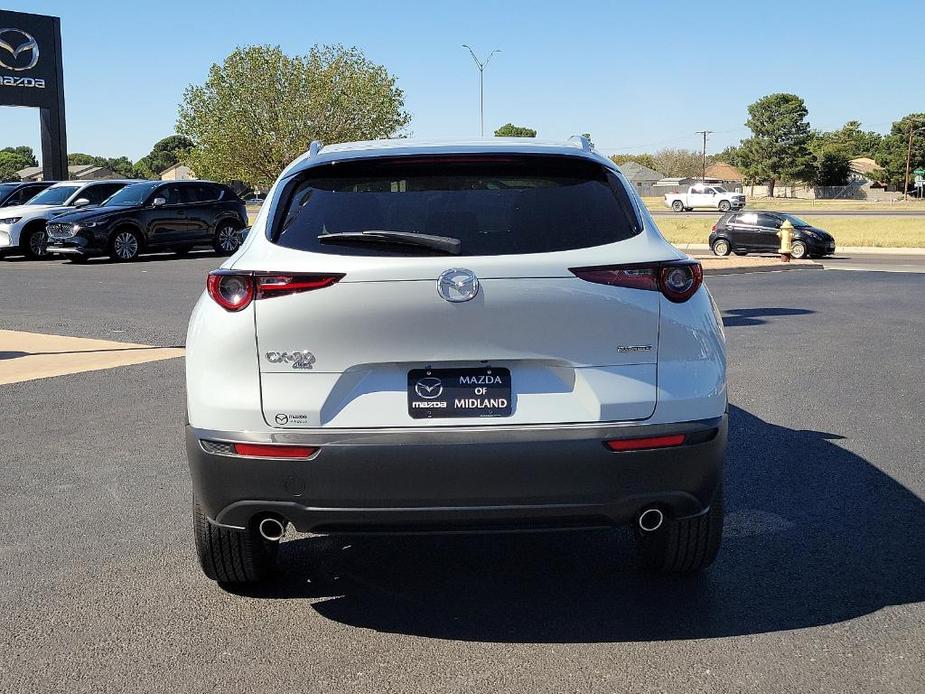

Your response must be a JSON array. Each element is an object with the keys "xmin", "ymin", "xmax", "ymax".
[
  {"xmin": 265, "ymin": 350, "xmax": 316, "ymax": 369},
  {"xmin": 437, "ymin": 268, "xmax": 479, "ymax": 303},
  {"xmin": 0, "ymin": 29, "xmax": 39, "ymax": 71}
]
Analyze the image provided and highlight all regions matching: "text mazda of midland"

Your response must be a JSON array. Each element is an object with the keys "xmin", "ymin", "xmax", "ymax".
[
  {"xmin": 186, "ymin": 137, "xmax": 727, "ymax": 585},
  {"xmin": 46, "ymin": 180, "xmax": 248, "ymax": 261}
]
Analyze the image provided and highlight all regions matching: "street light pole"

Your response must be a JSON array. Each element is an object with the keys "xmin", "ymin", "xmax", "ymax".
[{"xmin": 462, "ymin": 45, "xmax": 500, "ymax": 137}]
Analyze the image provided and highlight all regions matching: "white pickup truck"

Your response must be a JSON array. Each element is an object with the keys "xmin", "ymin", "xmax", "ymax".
[{"xmin": 664, "ymin": 185, "xmax": 746, "ymax": 212}]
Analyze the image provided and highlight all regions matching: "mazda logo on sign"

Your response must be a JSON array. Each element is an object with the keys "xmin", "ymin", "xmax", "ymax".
[
  {"xmin": 0, "ymin": 28, "xmax": 39, "ymax": 71},
  {"xmin": 414, "ymin": 377, "xmax": 444, "ymax": 399}
]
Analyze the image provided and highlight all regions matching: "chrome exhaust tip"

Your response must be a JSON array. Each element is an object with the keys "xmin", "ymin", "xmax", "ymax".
[
  {"xmin": 637, "ymin": 507, "xmax": 664, "ymax": 533},
  {"xmin": 257, "ymin": 516, "xmax": 287, "ymax": 542}
]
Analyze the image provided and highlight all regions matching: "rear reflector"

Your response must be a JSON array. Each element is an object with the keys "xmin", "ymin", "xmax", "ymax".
[
  {"xmin": 604, "ymin": 434, "xmax": 685, "ymax": 452},
  {"xmin": 232, "ymin": 443, "xmax": 318, "ymax": 458}
]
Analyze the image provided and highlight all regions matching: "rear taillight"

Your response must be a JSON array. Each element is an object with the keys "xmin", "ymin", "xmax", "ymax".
[
  {"xmin": 207, "ymin": 270, "xmax": 345, "ymax": 311},
  {"xmin": 659, "ymin": 262, "xmax": 703, "ymax": 303},
  {"xmin": 711, "ymin": 222, "xmax": 717, "ymax": 232},
  {"xmin": 232, "ymin": 443, "xmax": 318, "ymax": 458},
  {"xmin": 569, "ymin": 260, "xmax": 702, "ymax": 303},
  {"xmin": 604, "ymin": 434, "xmax": 685, "ymax": 452},
  {"xmin": 207, "ymin": 272, "xmax": 254, "ymax": 312},
  {"xmin": 255, "ymin": 274, "xmax": 343, "ymax": 298}
]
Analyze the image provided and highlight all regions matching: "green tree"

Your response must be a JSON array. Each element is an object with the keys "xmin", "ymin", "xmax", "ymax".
[
  {"xmin": 813, "ymin": 150, "xmax": 852, "ymax": 186},
  {"xmin": 493, "ymin": 123, "xmax": 536, "ymax": 138},
  {"xmin": 177, "ymin": 44, "xmax": 410, "ymax": 187},
  {"xmin": 872, "ymin": 114, "xmax": 925, "ymax": 189},
  {"xmin": 0, "ymin": 150, "xmax": 33, "ymax": 180},
  {"xmin": 1, "ymin": 145, "xmax": 37, "ymax": 168},
  {"xmin": 737, "ymin": 93, "xmax": 815, "ymax": 195},
  {"xmin": 809, "ymin": 121, "xmax": 881, "ymax": 160},
  {"xmin": 134, "ymin": 135, "xmax": 194, "ymax": 178}
]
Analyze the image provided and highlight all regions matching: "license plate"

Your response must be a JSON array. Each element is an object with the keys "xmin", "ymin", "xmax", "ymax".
[{"xmin": 408, "ymin": 367, "xmax": 512, "ymax": 419}]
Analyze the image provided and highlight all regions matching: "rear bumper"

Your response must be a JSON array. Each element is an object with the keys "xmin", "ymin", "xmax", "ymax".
[{"xmin": 187, "ymin": 415, "xmax": 726, "ymax": 533}]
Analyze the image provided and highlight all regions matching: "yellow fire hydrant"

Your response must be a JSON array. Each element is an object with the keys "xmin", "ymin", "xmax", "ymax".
[{"xmin": 778, "ymin": 219, "xmax": 794, "ymax": 262}]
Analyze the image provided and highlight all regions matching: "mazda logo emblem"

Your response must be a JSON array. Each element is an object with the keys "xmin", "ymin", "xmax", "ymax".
[
  {"xmin": 275, "ymin": 413, "xmax": 289, "ymax": 425},
  {"xmin": 414, "ymin": 377, "xmax": 443, "ymax": 399},
  {"xmin": 436, "ymin": 268, "xmax": 479, "ymax": 303},
  {"xmin": 0, "ymin": 28, "xmax": 39, "ymax": 72}
]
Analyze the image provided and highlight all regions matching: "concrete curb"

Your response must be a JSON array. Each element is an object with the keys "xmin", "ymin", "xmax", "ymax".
[{"xmin": 702, "ymin": 262, "xmax": 823, "ymax": 276}]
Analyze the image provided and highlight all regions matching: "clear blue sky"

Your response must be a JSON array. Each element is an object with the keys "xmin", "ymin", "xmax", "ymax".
[{"xmin": 3, "ymin": 0, "xmax": 923, "ymax": 164}]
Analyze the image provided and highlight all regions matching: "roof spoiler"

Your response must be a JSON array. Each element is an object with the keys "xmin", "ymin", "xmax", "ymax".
[
  {"xmin": 568, "ymin": 134, "xmax": 593, "ymax": 152},
  {"xmin": 308, "ymin": 140, "xmax": 324, "ymax": 157}
]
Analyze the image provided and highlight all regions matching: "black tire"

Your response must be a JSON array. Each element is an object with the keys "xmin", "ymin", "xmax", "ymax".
[
  {"xmin": 109, "ymin": 228, "xmax": 142, "ymax": 262},
  {"xmin": 193, "ymin": 497, "xmax": 278, "ymax": 584},
  {"xmin": 21, "ymin": 224, "xmax": 49, "ymax": 259},
  {"xmin": 718, "ymin": 200, "xmax": 731, "ymax": 212},
  {"xmin": 711, "ymin": 238, "xmax": 731, "ymax": 256},
  {"xmin": 213, "ymin": 221, "xmax": 243, "ymax": 256},
  {"xmin": 790, "ymin": 240, "xmax": 808, "ymax": 259},
  {"xmin": 671, "ymin": 200, "xmax": 684, "ymax": 213},
  {"xmin": 635, "ymin": 484, "xmax": 724, "ymax": 574}
]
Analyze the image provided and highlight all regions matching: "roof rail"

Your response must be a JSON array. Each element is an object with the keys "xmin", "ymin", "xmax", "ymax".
[
  {"xmin": 568, "ymin": 134, "xmax": 593, "ymax": 152},
  {"xmin": 308, "ymin": 140, "xmax": 324, "ymax": 157}
]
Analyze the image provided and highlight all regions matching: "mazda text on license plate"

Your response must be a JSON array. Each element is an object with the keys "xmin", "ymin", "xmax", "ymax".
[{"xmin": 408, "ymin": 367, "xmax": 512, "ymax": 419}]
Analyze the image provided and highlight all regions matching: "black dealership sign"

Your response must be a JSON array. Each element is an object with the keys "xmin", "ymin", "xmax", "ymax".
[{"xmin": 0, "ymin": 10, "xmax": 67, "ymax": 180}]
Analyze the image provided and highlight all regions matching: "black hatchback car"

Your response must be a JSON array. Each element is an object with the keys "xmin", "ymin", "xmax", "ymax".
[
  {"xmin": 46, "ymin": 180, "xmax": 248, "ymax": 261},
  {"xmin": 709, "ymin": 210, "xmax": 836, "ymax": 259}
]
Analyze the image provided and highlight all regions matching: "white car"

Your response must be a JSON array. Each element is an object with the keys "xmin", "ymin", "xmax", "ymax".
[
  {"xmin": 664, "ymin": 184, "xmax": 746, "ymax": 212},
  {"xmin": 0, "ymin": 179, "xmax": 134, "ymax": 259},
  {"xmin": 186, "ymin": 137, "xmax": 727, "ymax": 585}
]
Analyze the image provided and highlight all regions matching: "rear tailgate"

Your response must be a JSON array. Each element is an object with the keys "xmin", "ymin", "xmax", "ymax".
[{"xmin": 256, "ymin": 274, "xmax": 659, "ymax": 427}]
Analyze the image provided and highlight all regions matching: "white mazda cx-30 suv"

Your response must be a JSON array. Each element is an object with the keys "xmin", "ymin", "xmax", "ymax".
[{"xmin": 186, "ymin": 137, "xmax": 727, "ymax": 585}]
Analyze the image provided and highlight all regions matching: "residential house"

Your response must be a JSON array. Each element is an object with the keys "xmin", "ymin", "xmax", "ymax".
[{"xmin": 618, "ymin": 161, "xmax": 666, "ymax": 197}]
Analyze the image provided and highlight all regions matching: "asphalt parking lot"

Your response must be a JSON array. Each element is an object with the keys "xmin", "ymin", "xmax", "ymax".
[{"xmin": 1, "ymin": 254, "xmax": 923, "ymax": 693}]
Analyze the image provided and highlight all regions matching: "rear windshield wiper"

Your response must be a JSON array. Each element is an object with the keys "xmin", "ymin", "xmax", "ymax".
[{"xmin": 317, "ymin": 230, "xmax": 461, "ymax": 255}]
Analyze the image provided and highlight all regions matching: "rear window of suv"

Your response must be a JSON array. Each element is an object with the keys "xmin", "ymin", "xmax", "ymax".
[{"xmin": 271, "ymin": 155, "xmax": 641, "ymax": 256}]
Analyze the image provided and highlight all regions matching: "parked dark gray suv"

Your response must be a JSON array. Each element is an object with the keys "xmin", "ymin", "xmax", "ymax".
[{"xmin": 46, "ymin": 180, "xmax": 248, "ymax": 262}]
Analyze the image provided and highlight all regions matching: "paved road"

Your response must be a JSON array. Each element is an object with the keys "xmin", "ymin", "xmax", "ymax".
[
  {"xmin": 650, "ymin": 208, "xmax": 925, "ymax": 217},
  {"xmin": 1, "ymin": 258, "xmax": 923, "ymax": 693},
  {"xmin": 821, "ymin": 253, "xmax": 925, "ymax": 273}
]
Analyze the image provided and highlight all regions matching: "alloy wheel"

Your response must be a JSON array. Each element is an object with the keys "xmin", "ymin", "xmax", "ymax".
[
  {"xmin": 28, "ymin": 230, "xmax": 48, "ymax": 257},
  {"xmin": 218, "ymin": 225, "xmax": 242, "ymax": 253},
  {"xmin": 113, "ymin": 231, "xmax": 139, "ymax": 260}
]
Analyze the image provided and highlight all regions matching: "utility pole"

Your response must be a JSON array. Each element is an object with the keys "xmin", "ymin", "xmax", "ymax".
[
  {"xmin": 696, "ymin": 130, "xmax": 713, "ymax": 183},
  {"xmin": 462, "ymin": 45, "xmax": 500, "ymax": 137}
]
